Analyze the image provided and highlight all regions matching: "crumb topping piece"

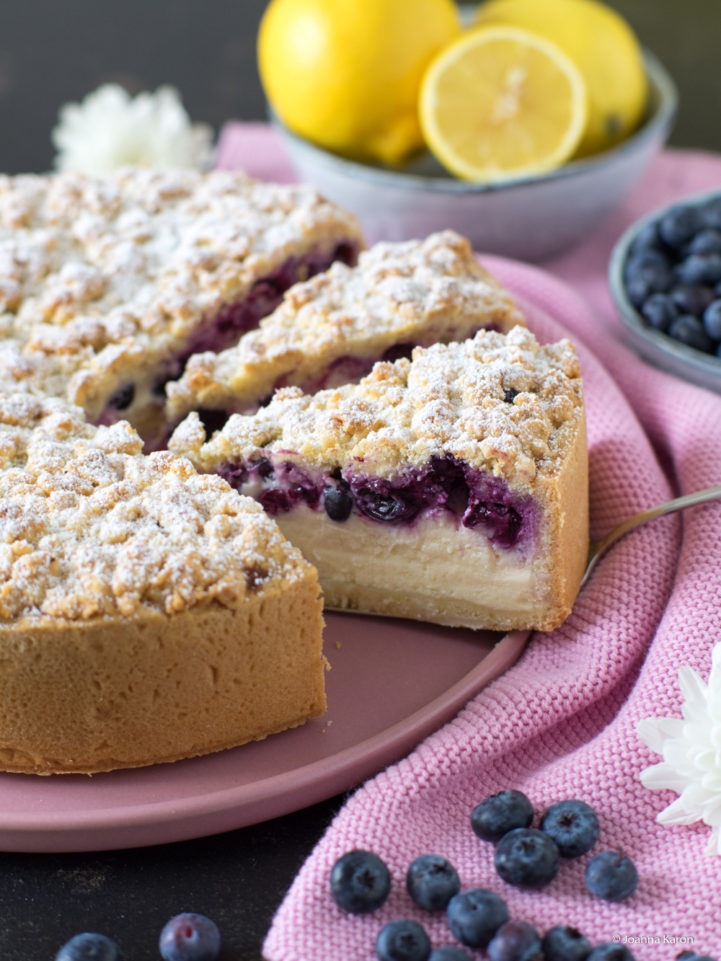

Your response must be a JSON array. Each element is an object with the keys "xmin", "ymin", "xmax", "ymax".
[
  {"xmin": 165, "ymin": 230, "xmax": 526, "ymax": 419},
  {"xmin": 170, "ymin": 326, "xmax": 584, "ymax": 489},
  {"xmin": 0, "ymin": 394, "xmax": 309, "ymax": 623},
  {"xmin": 0, "ymin": 167, "xmax": 362, "ymax": 417}
]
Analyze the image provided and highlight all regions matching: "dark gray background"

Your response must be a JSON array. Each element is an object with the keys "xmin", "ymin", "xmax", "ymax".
[{"xmin": 1, "ymin": 0, "xmax": 720, "ymax": 175}]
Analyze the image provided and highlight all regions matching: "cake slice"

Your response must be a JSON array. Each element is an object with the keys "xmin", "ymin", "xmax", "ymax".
[
  {"xmin": 165, "ymin": 231, "xmax": 526, "ymax": 431},
  {"xmin": 0, "ymin": 167, "xmax": 362, "ymax": 445},
  {"xmin": 169, "ymin": 326, "xmax": 589, "ymax": 632},
  {"xmin": 0, "ymin": 394, "xmax": 326, "ymax": 774}
]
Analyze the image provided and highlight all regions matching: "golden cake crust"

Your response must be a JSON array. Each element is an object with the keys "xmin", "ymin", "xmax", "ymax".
[
  {"xmin": 0, "ymin": 393, "xmax": 326, "ymax": 774},
  {"xmin": 165, "ymin": 230, "xmax": 526, "ymax": 421}
]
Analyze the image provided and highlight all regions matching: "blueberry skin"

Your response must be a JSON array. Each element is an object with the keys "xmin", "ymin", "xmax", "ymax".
[
  {"xmin": 375, "ymin": 920, "xmax": 431, "ymax": 961},
  {"xmin": 687, "ymin": 228, "xmax": 721, "ymax": 256},
  {"xmin": 700, "ymin": 195, "xmax": 721, "ymax": 230},
  {"xmin": 640, "ymin": 292, "xmax": 678, "ymax": 331},
  {"xmin": 487, "ymin": 919, "xmax": 543, "ymax": 961},
  {"xmin": 330, "ymin": 849, "xmax": 391, "ymax": 913},
  {"xmin": 703, "ymin": 299, "xmax": 721, "ymax": 340},
  {"xmin": 585, "ymin": 849, "xmax": 638, "ymax": 901},
  {"xmin": 586, "ymin": 944, "xmax": 636, "ymax": 961},
  {"xmin": 676, "ymin": 252, "xmax": 721, "ymax": 287},
  {"xmin": 446, "ymin": 888, "xmax": 509, "ymax": 948},
  {"xmin": 323, "ymin": 485, "xmax": 353, "ymax": 521},
  {"xmin": 539, "ymin": 799, "xmax": 600, "ymax": 858},
  {"xmin": 428, "ymin": 948, "xmax": 474, "ymax": 961},
  {"xmin": 406, "ymin": 853, "xmax": 461, "ymax": 910},
  {"xmin": 494, "ymin": 827, "xmax": 560, "ymax": 889},
  {"xmin": 55, "ymin": 933, "xmax": 122, "ymax": 961},
  {"xmin": 158, "ymin": 913, "xmax": 221, "ymax": 961},
  {"xmin": 670, "ymin": 283, "xmax": 716, "ymax": 316},
  {"xmin": 668, "ymin": 314, "xmax": 715, "ymax": 353},
  {"xmin": 470, "ymin": 789, "xmax": 534, "ymax": 842},
  {"xmin": 675, "ymin": 954, "xmax": 717, "ymax": 961},
  {"xmin": 542, "ymin": 925, "xmax": 593, "ymax": 961},
  {"xmin": 659, "ymin": 204, "xmax": 703, "ymax": 249}
]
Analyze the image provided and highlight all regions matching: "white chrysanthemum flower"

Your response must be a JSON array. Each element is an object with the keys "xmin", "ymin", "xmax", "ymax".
[
  {"xmin": 52, "ymin": 84, "xmax": 214, "ymax": 174},
  {"xmin": 638, "ymin": 643, "xmax": 721, "ymax": 855}
]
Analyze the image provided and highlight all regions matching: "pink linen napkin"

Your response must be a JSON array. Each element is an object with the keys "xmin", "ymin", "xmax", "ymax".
[{"xmin": 217, "ymin": 126, "xmax": 721, "ymax": 958}]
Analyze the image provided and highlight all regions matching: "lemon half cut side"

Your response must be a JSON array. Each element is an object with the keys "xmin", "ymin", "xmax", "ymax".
[{"xmin": 419, "ymin": 25, "xmax": 588, "ymax": 183}]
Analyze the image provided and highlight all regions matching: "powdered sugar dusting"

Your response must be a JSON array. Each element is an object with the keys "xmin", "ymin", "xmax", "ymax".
[{"xmin": 0, "ymin": 394, "xmax": 309, "ymax": 622}]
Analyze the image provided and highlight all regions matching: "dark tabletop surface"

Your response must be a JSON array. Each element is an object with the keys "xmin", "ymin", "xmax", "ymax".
[{"xmin": 0, "ymin": 2, "xmax": 719, "ymax": 959}]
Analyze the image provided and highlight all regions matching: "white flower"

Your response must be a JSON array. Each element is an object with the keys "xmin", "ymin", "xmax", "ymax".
[
  {"xmin": 52, "ymin": 84, "xmax": 214, "ymax": 174},
  {"xmin": 638, "ymin": 643, "xmax": 721, "ymax": 855}
]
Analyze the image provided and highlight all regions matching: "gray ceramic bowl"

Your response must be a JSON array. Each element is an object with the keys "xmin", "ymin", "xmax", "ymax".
[
  {"xmin": 608, "ymin": 188, "xmax": 721, "ymax": 395},
  {"xmin": 273, "ymin": 49, "xmax": 677, "ymax": 262}
]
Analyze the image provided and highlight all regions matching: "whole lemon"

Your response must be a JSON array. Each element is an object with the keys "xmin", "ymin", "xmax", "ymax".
[
  {"xmin": 474, "ymin": 0, "xmax": 647, "ymax": 156},
  {"xmin": 257, "ymin": 0, "xmax": 461, "ymax": 166}
]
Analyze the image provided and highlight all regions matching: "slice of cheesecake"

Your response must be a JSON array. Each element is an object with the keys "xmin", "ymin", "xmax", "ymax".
[
  {"xmin": 169, "ymin": 326, "xmax": 588, "ymax": 632},
  {"xmin": 0, "ymin": 393, "xmax": 325, "ymax": 774},
  {"xmin": 0, "ymin": 166, "xmax": 362, "ymax": 446},
  {"xmin": 164, "ymin": 231, "xmax": 526, "ymax": 431}
]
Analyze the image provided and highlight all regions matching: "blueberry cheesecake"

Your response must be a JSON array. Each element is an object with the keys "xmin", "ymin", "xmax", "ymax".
[
  {"xmin": 0, "ymin": 167, "xmax": 362, "ymax": 446},
  {"xmin": 0, "ymin": 393, "xmax": 325, "ymax": 774},
  {"xmin": 169, "ymin": 326, "xmax": 588, "ymax": 632},
  {"xmin": 164, "ymin": 231, "xmax": 526, "ymax": 430}
]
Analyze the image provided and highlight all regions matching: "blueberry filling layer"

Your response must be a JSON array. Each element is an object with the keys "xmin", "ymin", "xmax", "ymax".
[
  {"xmin": 98, "ymin": 239, "xmax": 360, "ymax": 422},
  {"xmin": 216, "ymin": 454, "xmax": 537, "ymax": 550}
]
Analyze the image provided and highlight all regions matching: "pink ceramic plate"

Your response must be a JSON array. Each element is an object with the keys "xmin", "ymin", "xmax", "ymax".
[{"xmin": 0, "ymin": 614, "xmax": 529, "ymax": 852}]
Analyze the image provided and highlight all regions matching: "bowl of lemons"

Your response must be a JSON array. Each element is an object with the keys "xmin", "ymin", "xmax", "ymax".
[{"xmin": 258, "ymin": 0, "xmax": 677, "ymax": 262}]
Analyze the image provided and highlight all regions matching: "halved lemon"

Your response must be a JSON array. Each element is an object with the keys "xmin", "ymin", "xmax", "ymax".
[{"xmin": 419, "ymin": 25, "xmax": 588, "ymax": 182}]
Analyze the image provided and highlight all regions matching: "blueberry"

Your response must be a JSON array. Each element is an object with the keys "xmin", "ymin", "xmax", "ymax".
[
  {"xmin": 670, "ymin": 283, "xmax": 716, "ymax": 316},
  {"xmin": 487, "ymin": 919, "xmax": 543, "ymax": 961},
  {"xmin": 406, "ymin": 853, "xmax": 461, "ymax": 910},
  {"xmin": 55, "ymin": 933, "xmax": 122, "ymax": 961},
  {"xmin": 323, "ymin": 485, "xmax": 353, "ymax": 521},
  {"xmin": 623, "ymin": 248, "xmax": 671, "ymax": 281},
  {"xmin": 107, "ymin": 383, "xmax": 135, "ymax": 411},
  {"xmin": 700, "ymin": 195, "xmax": 721, "ymax": 230},
  {"xmin": 539, "ymin": 799, "xmax": 600, "ymax": 858},
  {"xmin": 668, "ymin": 314, "xmax": 715, "ymax": 353},
  {"xmin": 542, "ymin": 925, "xmax": 593, "ymax": 961},
  {"xmin": 375, "ymin": 920, "xmax": 431, "ymax": 961},
  {"xmin": 470, "ymin": 789, "xmax": 534, "ymax": 842},
  {"xmin": 687, "ymin": 228, "xmax": 721, "ymax": 256},
  {"xmin": 703, "ymin": 299, "xmax": 721, "ymax": 340},
  {"xmin": 158, "ymin": 913, "xmax": 220, "ymax": 961},
  {"xmin": 658, "ymin": 204, "xmax": 703, "ymax": 249},
  {"xmin": 586, "ymin": 944, "xmax": 635, "ymax": 961},
  {"xmin": 629, "ymin": 219, "xmax": 663, "ymax": 256},
  {"xmin": 623, "ymin": 255, "xmax": 672, "ymax": 305},
  {"xmin": 676, "ymin": 252, "xmax": 721, "ymax": 287},
  {"xmin": 493, "ymin": 827, "xmax": 560, "ymax": 889},
  {"xmin": 330, "ymin": 849, "xmax": 391, "ymax": 913},
  {"xmin": 585, "ymin": 849, "xmax": 638, "ymax": 901},
  {"xmin": 446, "ymin": 888, "xmax": 509, "ymax": 948},
  {"xmin": 428, "ymin": 949, "xmax": 474, "ymax": 961},
  {"xmin": 640, "ymin": 292, "xmax": 678, "ymax": 331},
  {"xmin": 675, "ymin": 954, "xmax": 717, "ymax": 961}
]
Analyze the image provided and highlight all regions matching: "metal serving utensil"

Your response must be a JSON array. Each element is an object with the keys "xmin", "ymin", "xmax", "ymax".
[{"xmin": 581, "ymin": 483, "xmax": 721, "ymax": 588}]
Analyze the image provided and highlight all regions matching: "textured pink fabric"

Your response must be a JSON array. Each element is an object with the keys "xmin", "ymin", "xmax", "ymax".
[{"xmin": 217, "ymin": 127, "xmax": 721, "ymax": 958}]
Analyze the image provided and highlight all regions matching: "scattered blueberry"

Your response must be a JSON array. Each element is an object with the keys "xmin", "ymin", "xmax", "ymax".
[
  {"xmin": 539, "ymin": 799, "xmax": 600, "ymax": 858},
  {"xmin": 446, "ymin": 888, "xmax": 509, "ymax": 948},
  {"xmin": 542, "ymin": 925, "xmax": 593, "ymax": 961},
  {"xmin": 487, "ymin": 919, "xmax": 543, "ymax": 961},
  {"xmin": 585, "ymin": 849, "xmax": 638, "ymax": 901},
  {"xmin": 406, "ymin": 853, "xmax": 461, "ymax": 910},
  {"xmin": 323, "ymin": 485, "xmax": 353, "ymax": 521},
  {"xmin": 703, "ymin": 299, "xmax": 721, "ymax": 339},
  {"xmin": 55, "ymin": 933, "xmax": 122, "ymax": 961},
  {"xmin": 428, "ymin": 948, "xmax": 474, "ymax": 961},
  {"xmin": 667, "ymin": 314, "xmax": 715, "ymax": 352},
  {"xmin": 158, "ymin": 913, "xmax": 220, "ymax": 961},
  {"xmin": 470, "ymin": 789, "xmax": 534, "ymax": 842},
  {"xmin": 375, "ymin": 919, "xmax": 431, "ymax": 961},
  {"xmin": 494, "ymin": 827, "xmax": 560, "ymax": 889},
  {"xmin": 586, "ymin": 944, "xmax": 635, "ymax": 960},
  {"xmin": 330, "ymin": 849, "xmax": 391, "ymax": 913}
]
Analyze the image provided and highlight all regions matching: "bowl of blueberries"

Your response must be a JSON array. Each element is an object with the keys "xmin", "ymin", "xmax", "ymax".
[{"xmin": 609, "ymin": 189, "xmax": 721, "ymax": 394}]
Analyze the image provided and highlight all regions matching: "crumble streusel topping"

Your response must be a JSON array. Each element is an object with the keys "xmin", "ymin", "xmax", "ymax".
[
  {"xmin": 169, "ymin": 326, "xmax": 584, "ymax": 488},
  {"xmin": 0, "ymin": 167, "xmax": 362, "ymax": 417},
  {"xmin": 0, "ymin": 394, "xmax": 309, "ymax": 623},
  {"xmin": 165, "ymin": 230, "xmax": 526, "ymax": 419}
]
